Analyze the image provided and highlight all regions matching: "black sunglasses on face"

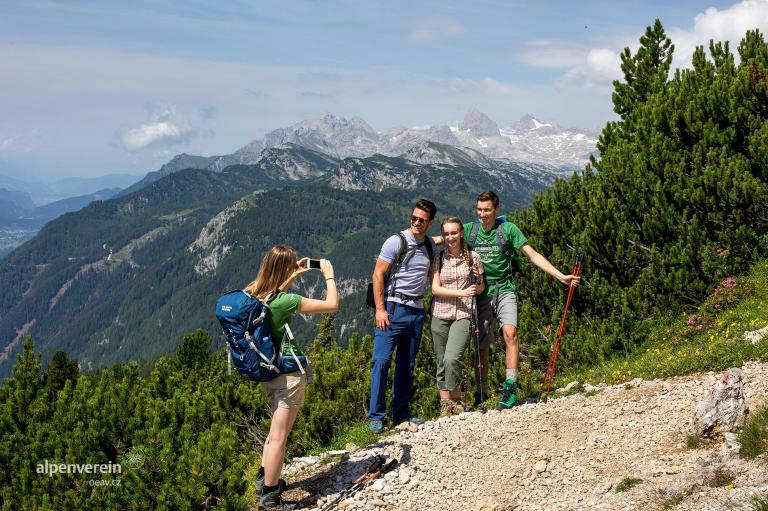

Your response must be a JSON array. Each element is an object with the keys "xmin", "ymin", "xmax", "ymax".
[{"xmin": 410, "ymin": 215, "xmax": 428, "ymax": 225}]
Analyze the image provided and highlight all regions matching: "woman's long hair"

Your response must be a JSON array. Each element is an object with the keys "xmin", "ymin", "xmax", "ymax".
[
  {"xmin": 441, "ymin": 217, "xmax": 473, "ymax": 267},
  {"xmin": 244, "ymin": 245, "xmax": 298, "ymax": 300}
]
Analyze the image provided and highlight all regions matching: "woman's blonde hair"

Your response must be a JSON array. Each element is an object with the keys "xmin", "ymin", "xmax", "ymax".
[
  {"xmin": 244, "ymin": 245, "xmax": 298, "ymax": 299},
  {"xmin": 441, "ymin": 216, "xmax": 473, "ymax": 267}
]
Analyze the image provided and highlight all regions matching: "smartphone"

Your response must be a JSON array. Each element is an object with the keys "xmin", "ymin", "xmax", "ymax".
[{"xmin": 308, "ymin": 259, "xmax": 321, "ymax": 269}]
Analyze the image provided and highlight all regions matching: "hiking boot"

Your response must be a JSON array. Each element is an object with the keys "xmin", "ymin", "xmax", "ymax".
[
  {"xmin": 395, "ymin": 416, "xmax": 425, "ymax": 426},
  {"xmin": 369, "ymin": 420, "xmax": 384, "ymax": 434},
  {"xmin": 451, "ymin": 399, "xmax": 467, "ymax": 414},
  {"xmin": 256, "ymin": 468, "xmax": 287, "ymax": 497},
  {"xmin": 259, "ymin": 487, "xmax": 285, "ymax": 510},
  {"xmin": 440, "ymin": 400, "xmax": 453, "ymax": 417},
  {"xmin": 496, "ymin": 379, "xmax": 518, "ymax": 410}
]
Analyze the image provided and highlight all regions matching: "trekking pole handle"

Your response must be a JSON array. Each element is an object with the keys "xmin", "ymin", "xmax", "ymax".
[
  {"xmin": 574, "ymin": 251, "xmax": 586, "ymax": 271},
  {"xmin": 319, "ymin": 455, "xmax": 386, "ymax": 511},
  {"xmin": 355, "ymin": 455, "xmax": 385, "ymax": 483},
  {"xmin": 362, "ymin": 459, "xmax": 399, "ymax": 485}
]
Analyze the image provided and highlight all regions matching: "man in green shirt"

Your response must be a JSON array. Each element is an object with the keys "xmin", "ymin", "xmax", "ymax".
[{"xmin": 467, "ymin": 191, "xmax": 580, "ymax": 410}]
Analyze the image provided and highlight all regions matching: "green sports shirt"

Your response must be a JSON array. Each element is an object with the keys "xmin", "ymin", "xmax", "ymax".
[
  {"xmin": 463, "ymin": 221, "xmax": 528, "ymax": 296},
  {"xmin": 267, "ymin": 292, "xmax": 302, "ymax": 349}
]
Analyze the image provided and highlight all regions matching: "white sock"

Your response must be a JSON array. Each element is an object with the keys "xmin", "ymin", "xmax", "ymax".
[{"xmin": 506, "ymin": 369, "xmax": 518, "ymax": 382}]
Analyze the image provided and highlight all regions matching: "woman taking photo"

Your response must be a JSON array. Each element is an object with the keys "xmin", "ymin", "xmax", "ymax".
[
  {"xmin": 245, "ymin": 245, "xmax": 338, "ymax": 510},
  {"xmin": 430, "ymin": 217, "xmax": 484, "ymax": 416}
]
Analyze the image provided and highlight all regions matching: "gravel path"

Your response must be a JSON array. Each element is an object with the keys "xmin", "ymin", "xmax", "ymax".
[{"xmin": 283, "ymin": 360, "xmax": 768, "ymax": 511}]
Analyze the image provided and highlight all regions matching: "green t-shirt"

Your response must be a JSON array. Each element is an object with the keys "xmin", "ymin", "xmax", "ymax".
[
  {"xmin": 267, "ymin": 292, "xmax": 302, "ymax": 349},
  {"xmin": 463, "ymin": 221, "xmax": 528, "ymax": 296}
]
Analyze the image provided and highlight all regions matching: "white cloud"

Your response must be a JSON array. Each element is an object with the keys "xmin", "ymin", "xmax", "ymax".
[
  {"xmin": 554, "ymin": 47, "xmax": 622, "ymax": 91},
  {"xmin": 408, "ymin": 16, "xmax": 466, "ymax": 42},
  {"xmin": 585, "ymin": 48, "xmax": 623, "ymax": 82},
  {"xmin": 0, "ymin": 136, "xmax": 18, "ymax": 152},
  {"xmin": 118, "ymin": 104, "xmax": 212, "ymax": 152},
  {"xmin": 121, "ymin": 122, "xmax": 188, "ymax": 152},
  {"xmin": 669, "ymin": 0, "xmax": 768, "ymax": 68},
  {"xmin": 0, "ymin": 129, "xmax": 40, "ymax": 153}
]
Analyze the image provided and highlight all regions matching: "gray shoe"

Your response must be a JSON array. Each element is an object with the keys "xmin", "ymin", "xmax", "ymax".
[
  {"xmin": 259, "ymin": 488, "xmax": 285, "ymax": 510},
  {"xmin": 256, "ymin": 474, "xmax": 287, "ymax": 497},
  {"xmin": 396, "ymin": 416, "xmax": 425, "ymax": 426}
]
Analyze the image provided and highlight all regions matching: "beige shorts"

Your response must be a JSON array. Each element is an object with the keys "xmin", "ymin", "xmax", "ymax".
[{"xmin": 261, "ymin": 372, "xmax": 307, "ymax": 411}]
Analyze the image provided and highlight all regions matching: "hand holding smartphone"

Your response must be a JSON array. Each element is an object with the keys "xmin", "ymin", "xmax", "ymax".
[{"xmin": 301, "ymin": 258, "xmax": 321, "ymax": 269}]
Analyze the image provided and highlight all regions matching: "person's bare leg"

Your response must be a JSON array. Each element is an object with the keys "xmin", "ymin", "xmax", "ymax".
[
  {"xmin": 262, "ymin": 407, "xmax": 300, "ymax": 487},
  {"xmin": 502, "ymin": 324, "xmax": 518, "ymax": 371}
]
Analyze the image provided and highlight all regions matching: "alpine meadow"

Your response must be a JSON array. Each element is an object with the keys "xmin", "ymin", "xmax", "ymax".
[{"xmin": 1, "ymin": 20, "xmax": 768, "ymax": 510}]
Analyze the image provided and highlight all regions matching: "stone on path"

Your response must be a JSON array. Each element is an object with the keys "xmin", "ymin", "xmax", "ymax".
[{"xmin": 693, "ymin": 368, "xmax": 749, "ymax": 437}]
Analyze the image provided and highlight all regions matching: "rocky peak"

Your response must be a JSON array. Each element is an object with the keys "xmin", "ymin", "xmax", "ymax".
[
  {"xmin": 510, "ymin": 114, "xmax": 560, "ymax": 133},
  {"xmin": 458, "ymin": 110, "xmax": 500, "ymax": 138}
]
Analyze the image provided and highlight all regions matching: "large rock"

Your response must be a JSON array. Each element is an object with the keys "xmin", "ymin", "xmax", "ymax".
[{"xmin": 693, "ymin": 368, "xmax": 749, "ymax": 437}]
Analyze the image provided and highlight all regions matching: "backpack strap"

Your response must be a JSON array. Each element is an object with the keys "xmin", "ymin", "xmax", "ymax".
[
  {"xmin": 392, "ymin": 232, "xmax": 409, "ymax": 267},
  {"xmin": 387, "ymin": 233, "xmax": 408, "ymax": 301},
  {"xmin": 426, "ymin": 237, "xmax": 434, "ymax": 263},
  {"xmin": 241, "ymin": 290, "xmax": 280, "ymax": 339},
  {"xmin": 495, "ymin": 220, "xmax": 510, "ymax": 254},
  {"xmin": 468, "ymin": 222, "xmax": 480, "ymax": 248},
  {"xmin": 468, "ymin": 220, "xmax": 510, "ymax": 255},
  {"xmin": 436, "ymin": 249, "xmax": 445, "ymax": 275},
  {"xmin": 386, "ymin": 232, "xmax": 434, "ymax": 302}
]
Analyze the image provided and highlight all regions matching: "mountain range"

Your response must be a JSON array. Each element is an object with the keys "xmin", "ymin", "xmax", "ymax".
[
  {"xmin": 123, "ymin": 111, "xmax": 596, "ymax": 193},
  {"xmin": 0, "ymin": 172, "xmax": 141, "ymax": 205}
]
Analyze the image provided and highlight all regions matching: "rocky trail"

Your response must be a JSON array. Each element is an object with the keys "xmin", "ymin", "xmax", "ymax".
[{"xmin": 280, "ymin": 360, "xmax": 768, "ymax": 511}]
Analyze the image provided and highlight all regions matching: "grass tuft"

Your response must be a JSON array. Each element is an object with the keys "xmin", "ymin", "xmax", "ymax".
[
  {"xmin": 686, "ymin": 433, "xmax": 702, "ymax": 449},
  {"xmin": 738, "ymin": 403, "xmax": 768, "ymax": 460},
  {"xmin": 709, "ymin": 466, "xmax": 736, "ymax": 487},
  {"xmin": 751, "ymin": 494, "xmax": 768, "ymax": 511},
  {"xmin": 615, "ymin": 477, "xmax": 643, "ymax": 493},
  {"xmin": 662, "ymin": 494, "xmax": 684, "ymax": 509}
]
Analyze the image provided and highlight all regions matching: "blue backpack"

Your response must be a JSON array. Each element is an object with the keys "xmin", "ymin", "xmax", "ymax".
[
  {"xmin": 215, "ymin": 290, "xmax": 281, "ymax": 382},
  {"xmin": 215, "ymin": 290, "xmax": 308, "ymax": 381}
]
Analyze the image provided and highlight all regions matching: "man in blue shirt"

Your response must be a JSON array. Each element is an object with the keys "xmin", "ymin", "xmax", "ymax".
[{"xmin": 369, "ymin": 198, "xmax": 437, "ymax": 434}]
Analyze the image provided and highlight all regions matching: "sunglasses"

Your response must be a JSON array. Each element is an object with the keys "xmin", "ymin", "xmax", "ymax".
[{"xmin": 410, "ymin": 215, "xmax": 428, "ymax": 225}]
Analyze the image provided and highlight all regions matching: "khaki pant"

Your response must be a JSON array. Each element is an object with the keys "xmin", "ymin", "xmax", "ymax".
[{"xmin": 430, "ymin": 317, "xmax": 470, "ymax": 391}]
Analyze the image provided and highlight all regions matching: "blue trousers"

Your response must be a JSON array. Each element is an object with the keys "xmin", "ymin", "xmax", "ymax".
[{"xmin": 368, "ymin": 302, "xmax": 425, "ymax": 422}]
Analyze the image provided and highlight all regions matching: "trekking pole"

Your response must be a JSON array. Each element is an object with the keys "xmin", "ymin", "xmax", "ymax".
[
  {"xmin": 541, "ymin": 251, "xmax": 586, "ymax": 393},
  {"xmin": 469, "ymin": 272, "xmax": 484, "ymax": 404},
  {"xmin": 319, "ymin": 456, "xmax": 397, "ymax": 511}
]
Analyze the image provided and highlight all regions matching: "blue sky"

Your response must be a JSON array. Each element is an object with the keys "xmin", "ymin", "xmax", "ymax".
[{"xmin": 0, "ymin": 0, "xmax": 765, "ymax": 179}]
